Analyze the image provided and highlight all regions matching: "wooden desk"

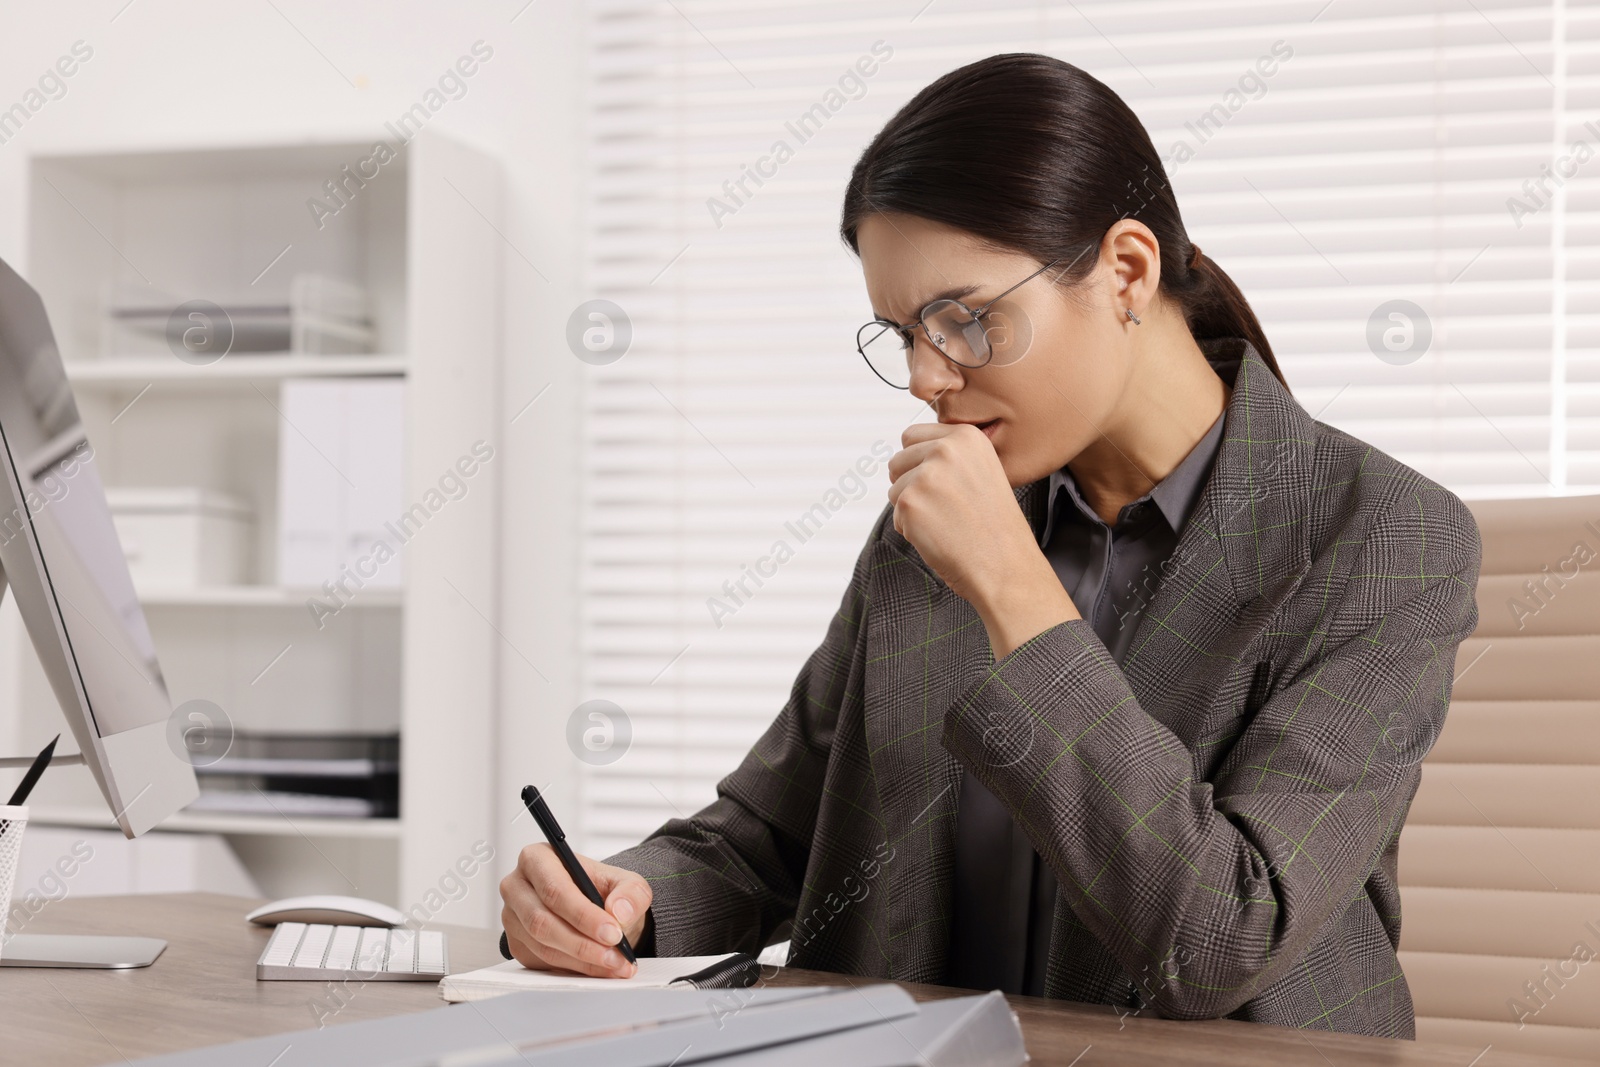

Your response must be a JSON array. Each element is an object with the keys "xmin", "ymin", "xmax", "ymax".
[{"xmin": 0, "ymin": 893, "xmax": 1585, "ymax": 1066}]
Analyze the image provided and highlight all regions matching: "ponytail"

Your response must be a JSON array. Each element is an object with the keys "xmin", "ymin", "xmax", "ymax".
[
  {"xmin": 840, "ymin": 52, "xmax": 1291, "ymax": 396},
  {"xmin": 1180, "ymin": 243, "xmax": 1290, "ymax": 394}
]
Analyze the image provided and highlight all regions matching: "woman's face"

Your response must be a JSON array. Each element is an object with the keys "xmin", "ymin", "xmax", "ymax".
[{"xmin": 856, "ymin": 212, "xmax": 1139, "ymax": 488}]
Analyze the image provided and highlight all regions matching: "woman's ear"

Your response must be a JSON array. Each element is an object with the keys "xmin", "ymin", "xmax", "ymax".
[{"xmin": 1103, "ymin": 220, "xmax": 1161, "ymax": 322}]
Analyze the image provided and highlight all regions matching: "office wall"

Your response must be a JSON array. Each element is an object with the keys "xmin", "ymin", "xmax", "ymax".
[{"xmin": 0, "ymin": 1, "xmax": 587, "ymax": 917}]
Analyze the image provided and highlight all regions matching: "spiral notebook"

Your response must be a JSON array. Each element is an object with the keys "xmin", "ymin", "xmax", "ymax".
[{"xmin": 439, "ymin": 952, "xmax": 760, "ymax": 1002}]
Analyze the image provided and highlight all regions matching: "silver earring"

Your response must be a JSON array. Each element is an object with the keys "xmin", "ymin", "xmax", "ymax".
[{"xmin": 1125, "ymin": 308, "xmax": 1141, "ymax": 325}]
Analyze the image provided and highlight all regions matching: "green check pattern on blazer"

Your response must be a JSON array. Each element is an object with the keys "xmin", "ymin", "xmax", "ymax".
[{"xmin": 606, "ymin": 338, "xmax": 1482, "ymax": 1038}]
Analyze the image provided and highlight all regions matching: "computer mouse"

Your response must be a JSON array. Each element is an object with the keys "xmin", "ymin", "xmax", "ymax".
[{"xmin": 245, "ymin": 895, "xmax": 407, "ymax": 928}]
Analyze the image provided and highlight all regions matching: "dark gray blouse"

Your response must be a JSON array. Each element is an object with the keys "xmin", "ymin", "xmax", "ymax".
[{"xmin": 945, "ymin": 405, "xmax": 1227, "ymax": 996}]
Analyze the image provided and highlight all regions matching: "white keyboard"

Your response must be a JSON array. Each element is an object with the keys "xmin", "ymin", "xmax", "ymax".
[{"xmin": 256, "ymin": 922, "xmax": 448, "ymax": 981}]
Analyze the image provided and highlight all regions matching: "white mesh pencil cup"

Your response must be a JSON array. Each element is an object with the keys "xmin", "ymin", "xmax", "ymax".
[{"xmin": 0, "ymin": 805, "xmax": 28, "ymax": 962}]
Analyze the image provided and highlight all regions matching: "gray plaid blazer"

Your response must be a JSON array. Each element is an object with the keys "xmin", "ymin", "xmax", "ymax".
[{"xmin": 607, "ymin": 338, "xmax": 1482, "ymax": 1039}]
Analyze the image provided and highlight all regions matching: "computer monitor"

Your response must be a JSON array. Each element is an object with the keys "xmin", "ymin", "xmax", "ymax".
[{"xmin": 0, "ymin": 255, "xmax": 197, "ymax": 840}]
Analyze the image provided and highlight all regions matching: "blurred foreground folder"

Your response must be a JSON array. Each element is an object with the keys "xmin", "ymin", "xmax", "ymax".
[{"xmin": 122, "ymin": 984, "xmax": 1026, "ymax": 1067}]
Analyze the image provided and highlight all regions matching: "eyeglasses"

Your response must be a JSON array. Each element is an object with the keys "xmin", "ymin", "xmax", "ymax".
[{"xmin": 855, "ymin": 257, "xmax": 1062, "ymax": 390}]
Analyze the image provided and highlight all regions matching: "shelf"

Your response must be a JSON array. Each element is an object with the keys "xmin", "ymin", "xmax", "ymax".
[
  {"xmin": 20, "ymin": 133, "xmax": 504, "ymax": 920},
  {"xmin": 28, "ymin": 804, "xmax": 403, "ymax": 840},
  {"xmin": 136, "ymin": 586, "xmax": 403, "ymax": 608},
  {"xmin": 64, "ymin": 354, "xmax": 409, "ymax": 387}
]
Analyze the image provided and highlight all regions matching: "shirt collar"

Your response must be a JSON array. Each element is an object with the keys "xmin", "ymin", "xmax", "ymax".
[{"xmin": 1039, "ymin": 405, "xmax": 1228, "ymax": 547}]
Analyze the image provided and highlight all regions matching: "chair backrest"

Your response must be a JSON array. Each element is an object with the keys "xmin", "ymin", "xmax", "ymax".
[{"xmin": 1400, "ymin": 494, "xmax": 1600, "ymax": 1061}]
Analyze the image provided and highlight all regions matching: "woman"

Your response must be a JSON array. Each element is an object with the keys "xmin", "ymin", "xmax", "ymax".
[{"xmin": 499, "ymin": 53, "xmax": 1481, "ymax": 1040}]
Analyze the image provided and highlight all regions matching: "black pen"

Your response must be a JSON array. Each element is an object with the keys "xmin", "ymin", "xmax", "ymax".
[
  {"xmin": 501, "ymin": 784, "xmax": 637, "ymax": 967},
  {"xmin": 7, "ymin": 733, "xmax": 59, "ymax": 806},
  {"xmin": 2, "ymin": 733, "xmax": 58, "ymax": 840}
]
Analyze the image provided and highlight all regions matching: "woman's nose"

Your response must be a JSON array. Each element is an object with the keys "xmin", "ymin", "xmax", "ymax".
[{"xmin": 908, "ymin": 335, "xmax": 963, "ymax": 402}]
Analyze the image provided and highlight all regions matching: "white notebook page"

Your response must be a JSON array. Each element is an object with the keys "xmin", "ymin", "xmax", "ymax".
[{"xmin": 439, "ymin": 954, "xmax": 741, "ymax": 1002}]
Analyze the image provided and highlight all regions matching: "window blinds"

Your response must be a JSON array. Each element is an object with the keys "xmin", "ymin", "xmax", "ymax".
[{"xmin": 579, "ymin": 0, "xmax": 1587, "ymax": 856}]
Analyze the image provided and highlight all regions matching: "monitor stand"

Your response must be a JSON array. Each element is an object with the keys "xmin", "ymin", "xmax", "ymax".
[
  {"xmin": 0, "ymin": 569, "xmax": 168, "ymax": 970},
  {"xmin": 1, "ymin": 934, "xmax": 166, "ymax": 968}
]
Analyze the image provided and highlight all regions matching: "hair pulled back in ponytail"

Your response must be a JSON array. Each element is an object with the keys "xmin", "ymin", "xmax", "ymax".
[{"xmin": 840, "ymin": 52, "xmax": 1290, "ymax": 395}]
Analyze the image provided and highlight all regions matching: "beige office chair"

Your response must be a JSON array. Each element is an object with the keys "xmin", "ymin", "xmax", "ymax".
[{"xmin": 1400, "ymin": 494, "xmax": 1600, "ymax": 1060}]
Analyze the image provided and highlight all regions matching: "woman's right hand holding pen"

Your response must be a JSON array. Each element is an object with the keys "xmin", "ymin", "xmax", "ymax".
[{"xmin": 499, "ymin": 842, "xmax": 652, "ymax": 978}]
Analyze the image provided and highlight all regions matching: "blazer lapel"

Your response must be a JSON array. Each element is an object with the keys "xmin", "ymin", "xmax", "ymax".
[
  {"xmin": 1117, "ymin": 339, "xmax": 1316, "ymax": 739},
  {"xmin": 861, "ymin": 468, "xmax": 1114, "ymax": 984},
  {"xmin": 862, "ymin": 529, "xmax": 984, "ymax": 983}
]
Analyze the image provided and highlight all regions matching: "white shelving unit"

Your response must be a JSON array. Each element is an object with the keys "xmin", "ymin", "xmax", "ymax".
[{"xmin": 7, "ymin": 135, "xmax": 505, "ymax": 921}]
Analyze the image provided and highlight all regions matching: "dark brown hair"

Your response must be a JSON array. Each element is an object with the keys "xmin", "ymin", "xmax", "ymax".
[{"xmin": 840, "ymin": 52, "xmax": 1290, "ymax": 394}]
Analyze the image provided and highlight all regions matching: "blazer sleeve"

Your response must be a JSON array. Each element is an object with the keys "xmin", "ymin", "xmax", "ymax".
[
  {"xmin": 601, "ymin": 507, "xmax": 887, "ymax": 957},
  {"xmin": 941, "ymin": 488, "xmax": 1482, "ymax": 1019}
]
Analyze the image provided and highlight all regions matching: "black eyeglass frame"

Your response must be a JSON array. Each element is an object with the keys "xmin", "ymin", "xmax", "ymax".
[{"xmin": 855, "ymin": 257, "xmax": 1064, "ymax": 389}]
